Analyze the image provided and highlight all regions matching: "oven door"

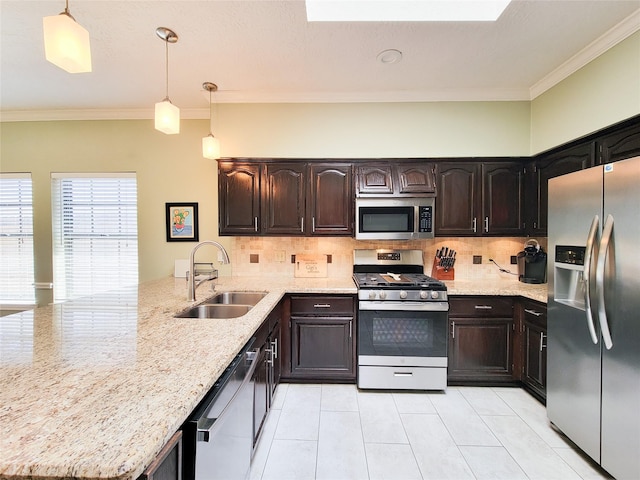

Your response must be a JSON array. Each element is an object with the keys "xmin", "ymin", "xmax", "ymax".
[{"xmin": 357, "ymin": 306, "xmax": 448, "ymax": 362}]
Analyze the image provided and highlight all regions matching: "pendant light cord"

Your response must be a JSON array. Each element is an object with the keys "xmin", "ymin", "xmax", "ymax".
[
  {"xmin": 209, "ymin": 88, "xmax": 213, "ymax": 134},
  {"xmin": 164, "ymin": 39, "xmax": 170, "ymax": 101}
]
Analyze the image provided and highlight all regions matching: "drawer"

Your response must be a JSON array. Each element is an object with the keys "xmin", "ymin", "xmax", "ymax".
[
  {"xmin": 358, "ymin": 365, "xmax": 447, "ymax": 390},
  {"xmin": 290, "ymin": 295, "xmax": 354, "ymax": 316},
  {"xmin": 521, "ymin": 300, "xmax": 547, "ymax": 327},
  {"xmin": 449, "ymin": 296, "xmax": 513, "ymax": 317}
]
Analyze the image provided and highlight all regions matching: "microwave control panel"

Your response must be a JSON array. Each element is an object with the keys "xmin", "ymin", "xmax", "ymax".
[{"xmin": 418, "ymin": 206, "xmax": 433, "ymax": 233}]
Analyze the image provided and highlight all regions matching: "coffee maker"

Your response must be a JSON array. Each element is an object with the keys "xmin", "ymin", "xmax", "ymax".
[{"xmin": 517, "ymin": 239, "xmax": 547, "ymax": 284}]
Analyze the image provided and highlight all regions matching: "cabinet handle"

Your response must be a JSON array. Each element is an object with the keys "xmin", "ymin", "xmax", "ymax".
[
  {"xmin": 474, "ymin": 305, "xmax": 493, "ymax": 310},
  {"xmin": 451, "ymin": 321, "xmax": 455, "ymax": 339},
  {"xmin": 312, "ymin": 217, "xmax": 316, "ymax": 233},
  {"xmin": 533, "ymin": 222, "xmax": 537, "ymax": 229},
  {"xmin": 472, "ymin": 217, "xmax": 477, "ymax": 233},
  {"xmin": 271, "ymin": 338, "xmax": 278, "ymax": 359},
  {"xmin": 265, "ymin": 348, "xmax": 273, "ymax": 366},
  {"xmin": 349, "ymin": 320, "xmax": 352, "ymax": 339},
  {"xmin": 524, "ymin": 308, "xmax": 543, "ymax": 317},
  {"xmin": 484, "ymin": 216, "xmax": 489, "ymax": 233},
  {"xmin": 313, "ymin": 303, "xmax": 331, "ymax": 308},
  {"xmin": 540, "ymin": 332, "xmax": 547, "ymax": 352},
  {"xmin": 254, "ymin": 216, "xmax": 258, "ymax": 232}
]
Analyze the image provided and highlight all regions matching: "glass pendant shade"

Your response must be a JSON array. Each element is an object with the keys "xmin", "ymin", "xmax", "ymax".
[
  {"xmin": 202, "ymin": 134, "xmax": 220, "ymax": 159},
  {"xmin": 43, "ymin": 13, "xmax": 92, "ymax": 73},
  {"xmin": 155, "ymin": 100, "xmax": 180, "ymax": 135}
]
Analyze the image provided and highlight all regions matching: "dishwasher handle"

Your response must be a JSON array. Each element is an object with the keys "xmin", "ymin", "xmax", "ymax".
[{"xmin": 196, "ymin": 347, "xmax": 260, "ymax": 442}]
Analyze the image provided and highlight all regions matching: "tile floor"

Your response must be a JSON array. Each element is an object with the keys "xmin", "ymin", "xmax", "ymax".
[{"xmin": 249, "ymin": 384, "xmax": 612, "ymax": 480}]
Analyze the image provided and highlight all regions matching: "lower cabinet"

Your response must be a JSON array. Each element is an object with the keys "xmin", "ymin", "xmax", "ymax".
[
  {"xmin": 518, "ymin": 299, "xmax": 548, "ymax": 402},
  {"xmin": 448, "ymin": 296, "xmax": 515, "ymax": 384},
  {"xmin": 282, "ymin": 295, "xmax": 356, "ymax": 382},
  {"xmin": 140, "ymin": 430, "xmax": 182, "ymax": 480}
]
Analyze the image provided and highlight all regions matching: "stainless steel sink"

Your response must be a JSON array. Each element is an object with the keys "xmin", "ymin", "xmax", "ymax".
[
  {"xmin": 175, "ymin": 304, "xmax": 253, "ymax": 319},
  {"xmin": 207, "ymin": 291, "xmax": 267, "ymax": 306}
]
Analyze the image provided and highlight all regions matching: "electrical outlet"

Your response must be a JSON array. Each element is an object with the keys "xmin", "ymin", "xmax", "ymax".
[
  {"xmin": 510, "ymin": 255, "xmax": 518, "ymax": 264},
  {"xmin": 473, "ymin": 255, "xmax": 482, "ymax": 264}
]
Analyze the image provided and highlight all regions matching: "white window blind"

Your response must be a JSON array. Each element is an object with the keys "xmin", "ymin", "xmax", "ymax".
[
  {"xmin": 0, "ymin": 174, "xmax": 35, "ymax": 305},
  {"xmin": 52, "ymin": 173, "xmax": 138, "ymax": 302}
]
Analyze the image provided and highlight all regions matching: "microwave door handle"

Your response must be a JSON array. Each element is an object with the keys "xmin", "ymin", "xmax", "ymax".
[
  {"xmin": 583, "ymin": 215, "xmax": 599, "ymax": 345},
  {"xmin": 596, "ymin": 214, "xmax": 614, "ymax": 350}
]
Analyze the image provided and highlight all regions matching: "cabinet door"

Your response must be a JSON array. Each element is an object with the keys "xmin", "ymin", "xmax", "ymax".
[
  {"xmin": 269, "ymin": 321, "xmax": 281, "ymax": 401},
  {"xmin": 598, "ymin": 122, "xmax": 640, "ymax": 164},
  {"xmin": 482, "ymin": 162, "xmax": 524, "ymax": 236},
  {"xmin": 252, "ymin": 347, "xmax": 269, "ymax": 449},
  {"xmin": 262, "ymin": 163, "xmax": 306, "ymax": 235},
  {"xmin": 218, "ymin": 163, "xmax": 261, "ymax": 235},
  {"xmin": 396, "ymin": 163, "xmax": 436, "ymax": 194},
  {"xmin": 448, "ymin": 318, "xmax": 514, "ymax": 382},
  {"xmin": 290, "ymin": 316, "xmax": 354, "ymax": 380},
  {"xmin": 356, "ymin": 164, "xmax": 394, "ymax": 195},
  {"xmin": 308, "ymin": 163, "xmax": 353, "ymax": 235},
  {"xmin": 435, "ymin": 163, "xmax": 479, "ymax": 236},
  {"xmin": 140, "ymin": 430, "xmax": 182, "ymax": 480},
  {"xmin": 529, "ymin": 143, "xmax": 595, "ymax": 236},
  {"xmin": 523, "ymin": 320, "xmax": 546, "ymax": 395}
]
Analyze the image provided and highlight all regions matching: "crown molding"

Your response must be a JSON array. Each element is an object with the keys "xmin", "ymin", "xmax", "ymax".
[{"xmin": 529, "ymin": 8, "xmax": 640, "ymax": 100}]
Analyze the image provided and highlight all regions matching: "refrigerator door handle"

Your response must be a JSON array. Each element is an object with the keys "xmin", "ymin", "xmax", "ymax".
[
  {"xmin": 596, "ymin": 214, "xmax": 614, "ymax": 350},
  {"xmin": 583, "ymin": 215, "xmax": 600, "ymax": 345}
]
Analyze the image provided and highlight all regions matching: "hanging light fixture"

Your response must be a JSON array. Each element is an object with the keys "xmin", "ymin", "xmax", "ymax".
[
  {"xmin": 43, "ymin": 0, "xmax": 92, "ymax": 73},
  {"xmin": 202, "ymin": 82, "xmax": 221, "ymax": 159},
  {"xmin": 154, "ymin": 27, "xmax": 180, "ymax": 135}
]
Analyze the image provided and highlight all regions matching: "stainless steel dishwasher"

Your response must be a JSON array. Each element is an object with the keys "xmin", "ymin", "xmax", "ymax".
[{"xmin": 183, "ymin": 339, "xmax": 259, "ymax": 480}]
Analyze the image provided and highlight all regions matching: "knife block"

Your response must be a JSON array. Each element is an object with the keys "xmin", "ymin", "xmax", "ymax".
[{"xmin": 431, "ymin": 256, "xmax": 455, "ymax": 280}]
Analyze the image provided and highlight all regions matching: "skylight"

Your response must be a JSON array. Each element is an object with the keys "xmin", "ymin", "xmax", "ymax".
[{"xmin": 305, "ymin": 0, "xmax": 512, "ymax": 22}]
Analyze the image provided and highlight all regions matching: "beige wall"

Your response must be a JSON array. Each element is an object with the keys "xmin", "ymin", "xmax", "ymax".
[{"xmin": 530, "ymin": 31, "xmax": 640, "ymax": 154}]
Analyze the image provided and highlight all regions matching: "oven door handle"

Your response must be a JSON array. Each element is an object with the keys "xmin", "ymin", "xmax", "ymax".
[{"xmin": 358, "ymin": 301, "xmax": 449, "ymax": 312}]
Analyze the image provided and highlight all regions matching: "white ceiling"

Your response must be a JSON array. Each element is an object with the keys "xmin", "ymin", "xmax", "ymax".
[{"xmin": 1, "ymin": 0, "xmax": 639, "ymax": 121}]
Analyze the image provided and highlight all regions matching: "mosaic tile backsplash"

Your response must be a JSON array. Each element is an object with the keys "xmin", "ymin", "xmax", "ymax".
[{"xmin": 229, "ymin": 236, "xmax": 548, "ymax": 281}]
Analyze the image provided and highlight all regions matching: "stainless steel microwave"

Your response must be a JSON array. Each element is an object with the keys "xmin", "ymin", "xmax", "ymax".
[{"xmin": 355, "ymin": 198, "xmax": 435, "ymax": 240}]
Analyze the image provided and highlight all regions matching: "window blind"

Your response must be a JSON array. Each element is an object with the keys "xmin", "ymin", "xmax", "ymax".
[
  {"xmin": 0, "ymin": 174, "xmax": 35, "ymax": 305},
  {"xmin": 51, "ymin": 174, "xmax": 138, "ymax": 302}
]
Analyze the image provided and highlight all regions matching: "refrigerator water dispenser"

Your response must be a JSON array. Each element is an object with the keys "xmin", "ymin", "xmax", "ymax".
[{"xmin": 553, "ymin": 245, "xmax": 587, "ymax": 310}]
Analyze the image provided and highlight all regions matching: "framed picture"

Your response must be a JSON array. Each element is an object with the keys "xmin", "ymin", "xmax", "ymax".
[{"xmin": 166, "ymin": 202, "xmax": 199, "ymax": 242}]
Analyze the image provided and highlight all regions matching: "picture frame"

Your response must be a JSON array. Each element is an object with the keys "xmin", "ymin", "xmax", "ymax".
[{"xmin": 166, "ymin": 202, "xmax": 199, "ymax": 242}]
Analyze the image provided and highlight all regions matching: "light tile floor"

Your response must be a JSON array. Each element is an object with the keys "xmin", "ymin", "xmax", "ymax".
[{"xmin": 250, "ymin": 384, "xmax": 613, "ymax": 480}]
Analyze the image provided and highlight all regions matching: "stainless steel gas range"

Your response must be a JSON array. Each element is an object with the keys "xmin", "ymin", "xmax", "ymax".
[{"xmin": 353, "ymin": 249, "xmax": 449, "ymax": 390}]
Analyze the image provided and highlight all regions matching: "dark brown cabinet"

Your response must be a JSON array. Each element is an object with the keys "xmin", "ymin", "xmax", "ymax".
[
  {"xmin": 284, "ymin": 295, "xmax": 356, "ymax": 381},
  {"xmin": 218, "ymin": 163, "xmax": 261, "ymax": 235},
  {"xmin": 262, "ymin": 163, "xmax": 306, "ymax": 235},
  {"xmin": 356, "ymin": 162, "xmax": 436, "ymax": 196},
  {"xmin": 218, "ymin": 160, "xmax": 352, "ymax": 237},
  {"xmin": 307, "ymin": 163, "xmax": 353, "ymax": 235},
  {"xmin": 597, "ymin": 121, "xmax": 640, "ymax": 164},
  {"xmin": 526, "ymin": 143, "xmax": 595, "ymax": 236},
  {"xmin": 436, "ymin": 162, "xmax": 524, "ymax": 236},
  {"xmin": 139, "ymin": 430, "xmax": 182, "ymax": 480},
  {"xmin": 448, "ymin": 296, "xmax": 515, "ymax": 383},
  {"xmin": 518, "ymin": 299, "xmax": 547, "ymax": 402}
]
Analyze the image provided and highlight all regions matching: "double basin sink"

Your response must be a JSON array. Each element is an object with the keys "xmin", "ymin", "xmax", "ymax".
[{"xmin": 176, "ymin": 291, "xmax": 267, "ymax": 319}]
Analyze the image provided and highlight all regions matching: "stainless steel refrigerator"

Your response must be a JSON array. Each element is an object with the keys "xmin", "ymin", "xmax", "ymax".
[{"xmin": 547, "ymin": 155, "xmax": 640, "ymax": 480}]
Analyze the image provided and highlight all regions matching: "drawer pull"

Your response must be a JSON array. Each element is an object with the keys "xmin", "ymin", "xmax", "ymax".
[
  {"xmin": 394, "ymin": 372, "xmax": 413, "ymax": 377},
  {"xmin": 313, "ymin": 303, "xmax": 331, "ymax": 308},
  {"xmin": 474, "ymin": 305, "xmax": 493, "ymax": 310},
  {"xmin": 524, "ymin": 308, "xmax": 543, "ymax": 317}
]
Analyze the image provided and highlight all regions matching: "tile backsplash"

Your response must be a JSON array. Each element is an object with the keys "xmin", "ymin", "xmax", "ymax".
[{"xmin": 229, "ymin": 236, "xmax": 547, "ymax": 281}]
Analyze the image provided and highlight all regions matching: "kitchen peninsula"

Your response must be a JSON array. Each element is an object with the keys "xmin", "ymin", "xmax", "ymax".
[{"xmin": 0, "ymin": 275, "xmax": 545, "ymax": 480}]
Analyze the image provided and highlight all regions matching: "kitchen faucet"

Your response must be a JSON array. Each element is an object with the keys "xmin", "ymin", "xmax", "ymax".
[{"xmin": 187, "ymin": 240, "xmax": 230, "ymax": 301}]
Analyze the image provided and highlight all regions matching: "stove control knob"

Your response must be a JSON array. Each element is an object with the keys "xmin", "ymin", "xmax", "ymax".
[
  {"xmin": 399, "ymin": 290, "xmax": 408, "ymax": 299},
  {"xmin": 430, "ymin": 291, "xmax": 440, "ymax": 299},
  {"xmin": 368, "ymin": 291, "xmax": 377, "ymax": 300},
  {"xmin": 419, "ymin": 290, "xmax": 429, "ymax": 299},
  {"xmin": 379, "ymin": 290, "xmax": 387, "ymax": 300}
]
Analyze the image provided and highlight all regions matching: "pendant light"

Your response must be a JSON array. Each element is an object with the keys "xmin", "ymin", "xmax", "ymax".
[
  {"xmin": 43, "ymin": 0, "xmax": 92, "ymax": 73},
  {"xmin": 154, "ymin": 27, "xmax": 180, "ymax": 135},
  {"xmin": 202, "ymin": 82, "xmax": 221, "ymax": 159}
]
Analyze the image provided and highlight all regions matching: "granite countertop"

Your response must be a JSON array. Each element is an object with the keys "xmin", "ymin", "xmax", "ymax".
[{"xmin": 0, "ymin": 275, "xmax": 546, "ymax": 480}]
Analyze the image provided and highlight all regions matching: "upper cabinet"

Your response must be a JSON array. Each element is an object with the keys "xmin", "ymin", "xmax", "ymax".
[
  {"xmin": 525, "ymin": 143, "xmax": 595, "ymax": 237},
  {"xmin": 435, "ymin": 161, "xmax": 524, "ymax": 237},
  {"xmin": 218, "ymin": 160, "xmax": 353, "ymax": 237},
  {"xmin": 597, "ymin": 122, "xmax": 640, "ymax": 164},
  {"xmin": 356, "ymin": 162, "xmax": 436, "ymax": 196}
]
